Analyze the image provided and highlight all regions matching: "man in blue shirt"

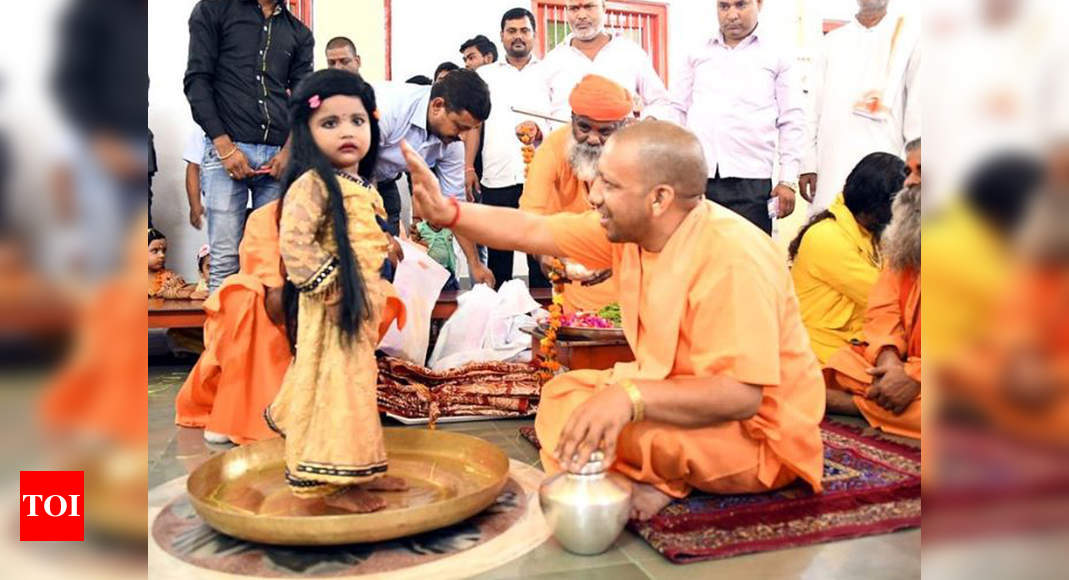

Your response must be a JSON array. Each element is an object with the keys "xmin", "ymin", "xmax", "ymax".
[{"xmin": 374, "ymin": 69, "xmax": 495, "ymax": 286}]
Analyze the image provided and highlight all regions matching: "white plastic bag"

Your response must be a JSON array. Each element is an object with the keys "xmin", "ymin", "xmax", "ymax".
[
  {"xmin": 428, "ymin": 279, "xmax": 541, "ymax": 370},
  {"xmin": 378, "ymin": 240, "xmax": 450, "ymax": 364}
]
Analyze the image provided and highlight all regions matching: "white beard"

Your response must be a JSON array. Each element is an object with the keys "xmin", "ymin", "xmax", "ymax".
[
  {"xmin": 881, "ymin": 185, "xmax": 922, "ymax": 272},
  {"xmin": 568, "ymin": 140, "xmax": 602, "ymax": 183}
]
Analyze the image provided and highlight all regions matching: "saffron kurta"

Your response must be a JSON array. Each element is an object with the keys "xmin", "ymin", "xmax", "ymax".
[
  {"xmin": 534, "ymin": 202, "xmax": 825, "ymax": 498},
  {"xmin": 824, "ymin": 266, "xmax": 921, "ymax": 439},
  {"xmin": 791, "ymin": 194, "xmax": 881, "ymax": 363},
  {"xmin": 174, "ymin": 201, "xmax": 290, "ymax": 444},
  {"xmin": 266, "ymin": 171, "xmax": 404, "ymax": 497},
  {"xmin": 520, "ymin": 126, "xmax": 618, "ymax": 314}
]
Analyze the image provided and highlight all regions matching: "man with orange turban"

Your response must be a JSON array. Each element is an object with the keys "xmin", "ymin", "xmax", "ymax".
[{"xmin": 519, "ymin": 74, "xmax": 633, "ymax": 314}]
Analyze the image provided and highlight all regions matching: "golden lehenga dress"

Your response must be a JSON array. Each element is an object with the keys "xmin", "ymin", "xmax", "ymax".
[{"xmin": 266, "ymin": 169, "xmax": 395, "ymax": 498}]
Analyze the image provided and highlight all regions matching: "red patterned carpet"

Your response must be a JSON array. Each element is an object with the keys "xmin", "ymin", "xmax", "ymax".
[{"xmin": 519, "ymin": 418, "xmax": 921, "ymax": 563}]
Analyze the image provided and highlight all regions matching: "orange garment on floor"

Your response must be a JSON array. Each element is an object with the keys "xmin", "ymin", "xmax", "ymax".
[
  {"xmin": 520, "ymin": 126, "xmax": 617, "ymax": 314},
  {"xmin": 941, "ymin": 266, "xmax": 1069, "ymax": 444},
  {"xmin": 824, "ymin": 266, "xmax": 921, "ymax": 439},
  {"xmin": 534, "ymin": 202, "xmax": 825, "ymax": 498},
  {"xmin": 41, "ymin": 221, "xmax": 147, "ymax": 446},
  {"xmin": 174, "ymin": 201, "xmax": 290, "ymax": 444}
]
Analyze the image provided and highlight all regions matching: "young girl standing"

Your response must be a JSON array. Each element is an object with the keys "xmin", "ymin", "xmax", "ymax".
[{"xmin": 265, "ymin": 70, "xmax": 405, "ymax": 511}]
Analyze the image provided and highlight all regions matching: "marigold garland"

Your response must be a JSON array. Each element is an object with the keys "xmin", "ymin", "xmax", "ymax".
[
  {"xmin": 517, "ymin": 126, "xmax": 561, "ymax": 383},
  {"xmin": 538, "ymin": 259, "xmax": 566, "ymax": 383}
]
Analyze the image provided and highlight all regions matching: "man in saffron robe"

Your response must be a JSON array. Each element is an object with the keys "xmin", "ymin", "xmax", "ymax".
[
  {"xmin": 519, "ymin": 74, "xmax": 633, "ymax": 313},
  {"xmin": 174, "ymin": 201, "xmax": 291, "ymax": 444},
  {"xmin": 403, "ymin": 120, "xmax": 824, "ymax": 520}
]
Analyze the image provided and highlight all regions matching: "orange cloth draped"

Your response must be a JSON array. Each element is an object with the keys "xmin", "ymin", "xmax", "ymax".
[
  {"xmin": 519, "ymin": 126, "xmax": 618, "ymax": 314},
  {"xmin": 41, "ymin": 279, "xmax": 147, "ymax": 446},
  {"xmin": 824, "ymin": 267, "xmax": 921, "ymax": 439},
  {"xmin": 941, "ymin": 266, "xmax": 1069, "ymax": 444},
  {"xmin": 534, "ymin": 203, "xmax": 825, "ymax": 498},
  {"xmin": 568, "ymin": 74, "xmax": 633, "ymax": 122},
  {"xmin": 174, "ymin": 201, "xmax": 290, "ymax": 444},
  {"xmin": 40, "ymin": 222, "xmax": 147, "ymax": 446}
]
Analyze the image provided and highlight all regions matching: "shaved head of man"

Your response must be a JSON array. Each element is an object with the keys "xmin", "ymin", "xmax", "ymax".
[{"xmin": 588, "ymin": 120, "xmax": 708, "ymax": 245}]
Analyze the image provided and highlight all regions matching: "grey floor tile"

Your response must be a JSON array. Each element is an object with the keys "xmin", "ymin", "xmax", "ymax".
[
  {"xmin": 514, "ymin": 563, "xmax": 650, "ymax": 580},
  {"xmin": 473, "ymin": 539, "xmax": 633, "ymax": 579},
  {"xmin": 623, "ymin": 529, "xmax": 921, "ymax": 580}
]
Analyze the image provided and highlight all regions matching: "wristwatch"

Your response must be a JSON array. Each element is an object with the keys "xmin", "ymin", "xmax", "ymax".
[{"xmin": 778, "ymin": 181, "xmax": 799, "ymax": 194}]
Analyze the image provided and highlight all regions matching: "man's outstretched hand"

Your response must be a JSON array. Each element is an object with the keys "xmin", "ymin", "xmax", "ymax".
[{"xmin": 402, "ymin": 140, "xmax": 453, "ymax": 226}]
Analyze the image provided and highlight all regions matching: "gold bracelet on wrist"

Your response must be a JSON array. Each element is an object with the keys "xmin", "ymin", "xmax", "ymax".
[
  {"xmin": 219, "ymin": 147, "xmax": 239, "ymax": 160},
  {"xmin": 618, "ymin": 379, "xmax": 644, "ymax": 422}
]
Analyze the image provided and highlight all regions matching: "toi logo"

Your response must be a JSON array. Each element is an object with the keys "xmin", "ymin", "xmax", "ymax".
[{"xmin": 19, "ymin": 471, "xmax": 84, "ymax": 541}]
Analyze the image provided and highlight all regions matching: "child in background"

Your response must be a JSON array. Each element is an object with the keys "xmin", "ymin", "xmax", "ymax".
[
  {"xmin": 265, "ymin": 70, "xmax": 406, "ymax": 511},
  {"xmin": 148, "ymin": 228, "xmax": 207, "ymax": 299},
  {"xmin": 184, "ymin": 127, "xmax": 207, "ymax": 230},
  {"xmin": 194, "ymin": 244, "xmax": 210, "ymax": 296},
  {"xmin": 411, "ymin": 217, "xmax": 459, "ymax": 291}
]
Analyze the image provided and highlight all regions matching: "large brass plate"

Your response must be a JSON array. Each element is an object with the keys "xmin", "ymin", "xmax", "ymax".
[{"xmin": 186, "ymin": 428, "xmax": 509, "ymax": 546}]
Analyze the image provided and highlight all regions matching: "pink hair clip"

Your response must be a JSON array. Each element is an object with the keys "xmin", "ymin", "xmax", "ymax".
[{"xmin": 308, "ymin": 94, "xmax": 322, "ymax": 109}]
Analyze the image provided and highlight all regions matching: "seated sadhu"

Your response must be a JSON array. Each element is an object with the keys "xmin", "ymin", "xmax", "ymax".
[
  {"xmin": 823, "ymin": 183, "xmax": 921, "ymax": 439},
  {"xmin": 789, "ymin": 152, "xmax": 905, "ymax": 364},
  {"xmin": 401, "ymin": 121, "xmax": 824, "ymax": 520},
  {"xmin": 520, "ymin": 74, "xmax": 633, "ymax": 314},
  {"xmin": 174, "ymin": 201, "xmax": 291, "ymax": 444},
  {"xmin": 939, "ymin": 151, "xmax": 1068, "ymax": 445}
]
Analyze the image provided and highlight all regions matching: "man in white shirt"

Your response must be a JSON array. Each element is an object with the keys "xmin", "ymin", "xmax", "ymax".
[
  {"xmin": 539, "ymin": 0, "xmax": 673, "ymax": 122},
  {"xmin": 801, "ymin": 0, "xmax": 920, "ymax": 214},
  {"xmin": 670, "ymin": 0, "xmax": 804, "ymax": 234},
  {"xmin": 374, "ymin": 69, "xmax": 495, "ymax": 286},
  {"xmin": 460, "ymin": 35, "xmax": 498, "ymax": 71},
  {"xmin": 477, "ymin": 7, "xmax": 552, "ymax": 289}
]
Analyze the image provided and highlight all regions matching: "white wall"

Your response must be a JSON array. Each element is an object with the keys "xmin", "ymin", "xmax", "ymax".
[
  {"xmin": 149, "ymin": 0, "xmax": 205, "ymax": 281},
  {"xmin": 389, "ymin": 0, "xmax": 520, "ymax": 81}
]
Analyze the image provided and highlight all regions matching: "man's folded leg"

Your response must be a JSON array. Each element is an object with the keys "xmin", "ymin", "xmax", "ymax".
[{"xmin": 535, "ymin": 370, "xmax": 797, "ymax": 500}]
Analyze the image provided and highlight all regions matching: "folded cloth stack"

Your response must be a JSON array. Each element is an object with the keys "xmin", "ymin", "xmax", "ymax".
[{"xmin": 376, "ymin": 356, "xmax": 541, "ymax": 423}]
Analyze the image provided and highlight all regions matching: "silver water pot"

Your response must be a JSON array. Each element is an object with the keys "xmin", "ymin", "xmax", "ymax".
[{"xmin": 538, "ymin": 451, "xmax": 632, "ymax": 555}]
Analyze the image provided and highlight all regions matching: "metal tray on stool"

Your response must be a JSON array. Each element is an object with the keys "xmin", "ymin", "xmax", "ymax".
[
  {"xmin": 535, "ymin": 322, "xmax": 626, "ymax": 341},
  {"xmin": 186, "ymin": 428, "xmax": 509, "ymax": 546}
]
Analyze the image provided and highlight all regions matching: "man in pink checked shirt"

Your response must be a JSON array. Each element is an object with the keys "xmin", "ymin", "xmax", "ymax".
[{"xmin": 669, "ymin": 0, "xmax": 804, "ymax": 235}]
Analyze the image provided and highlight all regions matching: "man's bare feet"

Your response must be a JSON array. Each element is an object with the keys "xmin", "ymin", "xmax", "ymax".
[
  {"xmin": 324, "ymin": 486, "xmax": 388, "ymax": 513},
  {"xmin": 826, "ymin": 389, "xmax": 862, "ymax": 416},
  {"xmin": 361, "ymin": 475, "xmax": 409, "ymax": 492},
  {"xmin": 629, "ymin": 482, "xmax": 673, "ymax": 521}
]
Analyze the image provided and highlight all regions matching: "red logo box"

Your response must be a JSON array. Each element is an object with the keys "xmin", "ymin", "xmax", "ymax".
[{"xmin": 19, "ymin": 471, "xmax": 84, "ymax": 541}]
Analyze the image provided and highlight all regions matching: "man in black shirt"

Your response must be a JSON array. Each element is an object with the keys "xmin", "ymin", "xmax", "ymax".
[{"xmin": 184, "ymin": 0, "xmax": 313, "ymax": 290}]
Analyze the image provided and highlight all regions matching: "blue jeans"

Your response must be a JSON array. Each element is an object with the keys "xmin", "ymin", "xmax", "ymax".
[{"xmin": 201, "ymin": 138, "xmax": 282, "ymax": 290}]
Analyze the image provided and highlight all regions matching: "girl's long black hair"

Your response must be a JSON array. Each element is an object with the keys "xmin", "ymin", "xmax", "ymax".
[{"xmin": 279, "ymin": 69, "xmax": 382, "ymax": 350}]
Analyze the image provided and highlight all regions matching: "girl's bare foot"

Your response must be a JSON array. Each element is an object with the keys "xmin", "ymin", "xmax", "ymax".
[
  {"xmin": 324, "ymin": 486, "xmax": 388, "ymax": 513},
  {"xmin": 362, "ymin": 475, "xmax": 409, "ymax": 492},
  {"xmin": 629, "ymin": 482, "xmax": 673, "ymax": 521}
]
